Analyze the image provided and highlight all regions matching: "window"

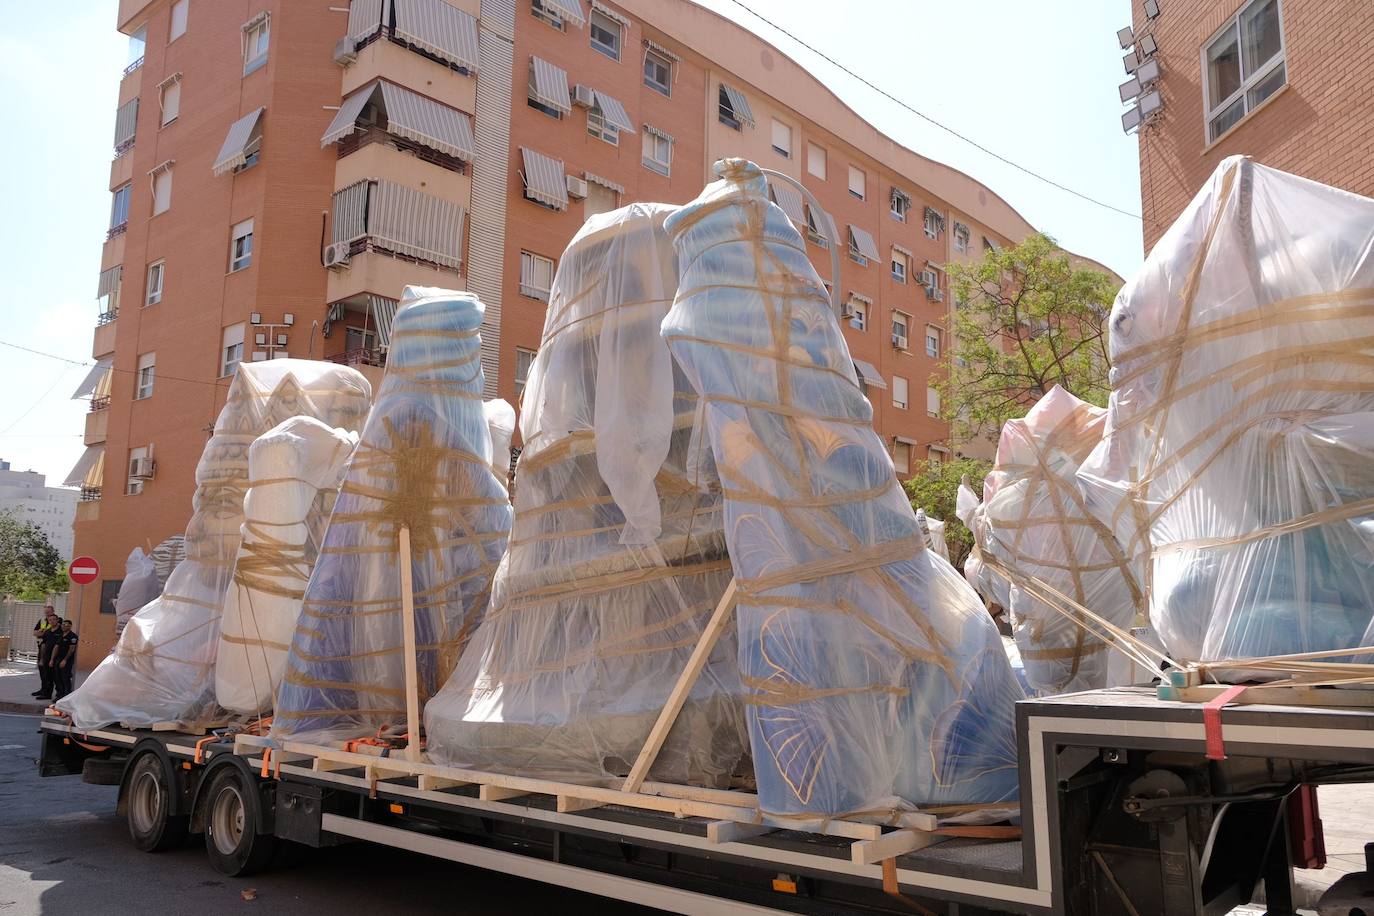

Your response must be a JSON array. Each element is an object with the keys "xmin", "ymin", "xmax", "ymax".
[
  {"xmin": 590, "ymin": 10, "xmax": 621, "ymax": 61},
  {"xmin": 927, "ymin": 386, "xmax": 941, "ymax": 418},
  {"xmin": 644, "ymin": 48, "xmax": 672, "ymax": 96},
  {"xmin": 928, "ymin": 445, "xmax": 948, "ymax": 464},
  {"xmin": 346, "ymin": 327, "xmax": 376, "ymax": 353},
  {"xmin": 1203, "ymin": 0, "xmax": 1285, "ymax": 142},
  {"xmin": 892, "ymin": 376, "xmax": 909, "ymax": 410},
  {"xmin": 135, "ymin": 352, "xmax": 156, "ymax": 400},
  {"xmin": 891, "ymin": 249, "xmax": 907, "ymax": 284},
  {"xmin": 587, "ymin": 107, "xmax": 619, "ymax": 145},
  {"xmin": 520, "ymin": 251, "xmax": 555, "ymax": 300},
  {"xmin": 923, "ymin": 207, "xmax": 945, "ymax": 239},
  {"xmin": 804, "ymin": 205, "xmax": 828, "ymax": 247},
  {"xmin": 126, "ymin": 446, "xmax": 149, "ymax": 496},
  {"xmin": 925, "ymin": 326, "xmax": 941, "ymax": 358},
  {"xmin": 717, "ymin": 85, "xmax": 745, "ymax": 130},
  {"xmin": 127, "ymin": 24, "xmax": 147, "ymax": 71},
  {"xmin": 170, "ymin": 0, "xmax": 188, "ymax": 40},
  {"xmin": 145, "ymin": 261, "xmax": 164, "ymax": 306},
  {"xmin": 159, "ymin": 77, "xmax": 181, "ymax": 126},
  {"xmin": 890, "ymin": 188, "xmax": 911, "ymax": 222},
  {"xmin": 585, "ymin": 181, "xmax": 618, "ymax": 219},
  {"xmin": 152, "ymin": 166, "xmax": 172, "ymax": 215},
  {"xmin": 642, "ymin": 129, "xmax": 672, "ymax": 176},
  {"xmin": 531, "ymin": 0, "xmax": 567, "ymax": 30},
  {"xmin": 244, "ymin": 14, "xmax": 270, "ymax": 75},
  {"xmin": 848, "ymin": 300, "xmax": 867, "ymax": 331},
  {"xmin": 892, "ymin": 441, "xmax": 911, "ymax": 475},
  {"xmin": 515, "ymin": 347, "xmax": 537, "ymax": 395},
  {"xmin": 807, "ymin": 142, "xmax": 826, "ymax": 180},
  {"xmin": 848, "ymin": 165, "xmax": 865, "ymax": 200},
  {"xmin": 110, "ymin": 184, "xmax": 132, "ymax": 230},
  {"xmin": 953, "ymin": 222, "xmax": 971, "ymax": 252},
  {"xmin": 230, "ymin": 219, "xmax": 254, "ymax": 272},
  {"xmin": 221, "ymin": 323, "xmax": 245, "ymax": 377},
  {"xmin": 771, "ymin": 119, "xmax": 791, "ymax": 158},
  {"xmin": 892, "ymin": 312, "xmax": 910, "ymax": 349}
]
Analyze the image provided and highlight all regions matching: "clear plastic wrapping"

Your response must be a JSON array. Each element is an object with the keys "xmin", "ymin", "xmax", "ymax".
[
  {"xmin": 1078, "ymin": 157, "xmax": 1374, "ymax": 673},
  {"xmin": 214, "ymin": 417, "xmax": 360, "ymax": 717},
  {"xmin": 112, "ymin": 549, "xmax": 160, "ymax": 640},
  {"xmin": 273, "ymin": 288, "xmax": 512, "ymax": 743},
  {"xmin": 426, "ymin": 204, "xmax": 749, "ymax": 786},
  {"xmin": 661, "ymin": 160, "xmax": 1022, "ymax": 818},
  {"xmin": 58, "ymin": 361, "xmax": 373, "ymax": 729}
]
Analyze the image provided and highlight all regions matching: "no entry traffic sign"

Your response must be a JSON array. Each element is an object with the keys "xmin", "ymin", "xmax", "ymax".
[{"xmin": 68, "ymin": 556, "xmax": 100, "ymax": 586}]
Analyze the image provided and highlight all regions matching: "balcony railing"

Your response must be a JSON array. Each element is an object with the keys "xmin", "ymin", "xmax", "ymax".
[
  {"xmin": 123, "ymin": 56, "xmax": 144, "ymax": 77},
  {"xmin": 327, "ymin": 347, "xmax": 386, "ymax": 368},
  {"xmin": 106, "ymin": 221, "xmax": 129, "ymax": 241},
  {"xmin": 79, "ymin": 486, "xmax": 102, "ymax": 502},
  {"xmin": 89, "ymin": 395, "xmax": 111, "ymax": 412},
  {"xmin": 97, "ymin": 309, "xmax": 119, "ymax": 326}
]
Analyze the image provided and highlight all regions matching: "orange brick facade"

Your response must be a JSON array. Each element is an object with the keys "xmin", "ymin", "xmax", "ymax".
[{"xmin": 1133, "ymin": 0, "xmax": 1374, "ymax": 251}]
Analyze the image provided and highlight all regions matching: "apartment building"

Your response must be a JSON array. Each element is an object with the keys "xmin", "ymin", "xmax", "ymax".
[
  {"xmin": 1128, "ymin": 0, "xmax": 1374, "ymax": 250},
  {"xmin": 69, "ymin": 0, "xmax": 1083, "ymax": 663},
  {"xmin": 0, "ymin": 461, "xmax": 77, "ymax": 560}
]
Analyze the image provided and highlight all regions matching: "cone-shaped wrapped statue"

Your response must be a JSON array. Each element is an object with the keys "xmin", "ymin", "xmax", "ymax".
[
  {"xmin": 273, "ymin": 288, "xmax": 512, "ymax": 743},
  {"xmin": 214, "ymin": 416, "xmax": 360, "ymax": 716},
  {"xmin": 58, "ymin": 361, "xmax": 372, "ymax": 729},
  {"xmin": 661, "ymin": 159, "xmax": 1023, "ymax": 818},
  {"xmin": 427, "ymin": 204, "xmax": 749, "ymax": 786}
]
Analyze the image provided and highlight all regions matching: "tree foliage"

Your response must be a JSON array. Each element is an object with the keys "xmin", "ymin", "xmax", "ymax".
[
  {"xmin": 902, "ymin": 457, "xmax": 991, "ymax": 570},
  {"xmin": 939, "ymin": 233, "xmax": 1118, "ymax": 443},
  {"xmin": 0, "ymin": 511, "xmax": 67, "ymax": 600}
]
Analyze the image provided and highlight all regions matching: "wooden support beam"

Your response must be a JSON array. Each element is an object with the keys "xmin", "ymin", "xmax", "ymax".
[
  {"xmin": 418, "ymin": 775, "xmax": 469, "ymax": 792},
  {"xmin": 1159, "ymin": 682, "xmax": 1374, "ymax": 709},
  {"xmin": 557, "ymin": 796, "xmax": 606, "ymax": 813},
  {"xmin": 480, "ymin": 785, "xmax": 530, "ymax": 802},
  {"xmin": 706, "ymin": 820, "xmax": 775, "ymax": 844},
  {"xmin": 622, "ymin": 579, "xmax": 737, "ymax": 793},
  {"xmin": 398, "ymin": 524, "xmax": 422, "ymax": 764},
  {"xmin": 850, "ymin": 829, "xmax": 943, "ymax": 866}
]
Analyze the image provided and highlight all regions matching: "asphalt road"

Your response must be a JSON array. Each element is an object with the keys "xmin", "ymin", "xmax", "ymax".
[{"xmin": 0, "ymin": 713, "xmax": 650, "ymax": 915}]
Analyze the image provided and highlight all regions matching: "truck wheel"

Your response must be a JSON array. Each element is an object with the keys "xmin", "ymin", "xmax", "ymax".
[
  {"xmin": 203, "ymin": 768, "xmax": 276, "ymax": 876},
  {"xmin": 126, "ymin": 753, "xmax": 189, "ymax": 852}
]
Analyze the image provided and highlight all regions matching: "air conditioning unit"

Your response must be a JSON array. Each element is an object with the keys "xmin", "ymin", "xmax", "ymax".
[
  {"xmin": 918, "ymin": 269, "xmax": 937, "ymax": 288},
  {"xmin": 130, "ymin": 456, "xmax": 156, "ymax": 479},
  {"xmin": 333, "ymin": 37, "xmax": 357, "ymax": 67},
  {"xmin": 566, "ymin": 175, "xmax": 589, "ymax": 199},
  {"xmin": 572, "ymin": 84, "xmax": 596, "ymax": 108},
  {"xmin": 931, "ymin": 288, "xmax": 945, "ymax": 303},
  {"xmin": 892, "ymin": 334, "xmax": 908, "ymax": 350},
  {"xmin": 324, "ymin": 242, "xmax": 352, "ymax": 269},
  {"xmin": 840, "ymin": 301, "xmax": 855, "ymax": 318}
]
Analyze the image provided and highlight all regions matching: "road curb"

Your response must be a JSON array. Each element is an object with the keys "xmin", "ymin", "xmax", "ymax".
[{"xmin": 0, "ymin": 701, "xmax": 46, "ymax": 716}]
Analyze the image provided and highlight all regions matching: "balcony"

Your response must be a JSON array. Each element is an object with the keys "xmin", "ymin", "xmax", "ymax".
[
  {"xmin": 79, "ymin": 486, "xmax": 102, "ymax": 502},
  {"xmin": 93, "ymin": 318, "xmax": 117, "ymax": 359},
  {"xmin": 342, "ymin": 36, "xmax": 475, "ymax": 115},
  {"xmin": 326, "ymin": 246, "xmax": 462, "ymax": 308},
  {"xmin": 75, "ymin": 498, "xmax": 100, "ymax": 523},
  {"xmin": 83, "ymin": 407, "xmax": 109, "ymax": 446},
  {"xmin": 110, "ymin": 153, "xmax": 134, "ymax": 191},
  {"xmin": 327, "ymin": 348, "xmax": 386, "ymax": 393}
]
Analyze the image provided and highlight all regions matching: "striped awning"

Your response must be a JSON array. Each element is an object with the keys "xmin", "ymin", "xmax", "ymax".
[
  {"xmin": 242, "ymin": 10, "xmax": 269, "ymax": 32},
  {"xmin": 320, "ymin": 83, "xmax": 379, "ymax": 146},
  {"xmin": 891, "ymin": 242, "xmax": 913, "ymax": 258},
  {"xmin": 848, "ymin": 224, "xmax": 881, "ymax": 262},
  {"xmin": 643, "ymin": 39, "xmax": 679, "ymax": 61},
  {"xmin": 393, "ymin": 0, "xmax": 479, "ymax": 72},
  {"xmin": 379, "ymin": 81, "xmax": 474, "ymax": 160},
  {"xmin": 368, "ymin": 294, "xmax": 400, "ymax": 348},
  {"xmin": 369, "ymin": 180, "xmax": 465, "ymax": 270},
  {"xmin": 585, "ymin": 172, "xmax": 624, "ymax": 194},
  {"xmin": 212, "ymin": 107, "xmax": 265, "ymax": 176},
  {"xmin": 331, "ymin": 180, "xmax": 372, "ymax": 244},
  {"xmin": 96, "ymin": 265, "xmax": 122, "ymax": 299},
  {"xmin": 113, "ymin": 98, "xmax": 138, "ymax": 149},
  {"xmin": 852, "ymin": 360, "xmax": 887, "ymax": 391},
  {"xmin": 64, "ymin": 446, "xmax": 104, "ymax": 488},
  {"xmin": 767, "ymin": 179, "xmax": 805, "ymax": 228},
  {"xmin": 520, "ymin": 148, "xmax": 567, "ymax": 210},
  {"xmin": 590, "ymin": 0, "xmax": 630, "ymax": 27},
  {"xmin": 528, "ymin": 56, "xmax": 571, "ymax": 114},
  {"xmin": 720, "ymin": 83, "xmax": 755, "ymax": 126},
  {"xmin": 72, "ymin": 358, "xmax": 113, "ymax": 400},
  {"xmin": 347, "ymin": 0, "xmax": 385, "ymax": 41},
  {"xmin": 541, "ymin": 0, "xmax": 585, "ymax": 26},
  {"xmin": 590, "ymin": 90, "xmax": 633, "ymax": 132},
  {"xmin": 644, "ymin": 124, "xmax": 674, "ymax": 142}
]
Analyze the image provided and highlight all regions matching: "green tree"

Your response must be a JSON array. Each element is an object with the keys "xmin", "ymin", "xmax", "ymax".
[
  {"xmin": 902, "ymin": 457, "xmax": 991, "ymax": 569},
  {"xmin": 939, "ymin": 233, "xmax": 1118, "ymax": 443},
  {"xmin": 0, "ymin": 511, "xmax": 67, "ymax": 600}
]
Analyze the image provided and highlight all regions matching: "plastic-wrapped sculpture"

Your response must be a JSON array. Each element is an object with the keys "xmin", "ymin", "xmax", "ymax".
[
  {"xmin": 214, "ymin": 417, "xmax": 360, "ymax": 717},
  {"xmin": 483, "ymin": 399, "xmax": 516, "ymax": 489},
  {"xmin": 1079, "ymin": 156, "xmax": 1374, "ymax": 674},
  {"xmin": 113, "ymin": 549, "xmax": 160, "ymax": 640},
  {"xmin": 150, "ymin": 535, "xmax": 187, "ymax": 588},
  {"xmin": 58, "ymin": 361, "xmax": 372, "ymax": 729},
  {"xmin": 661, "ymin": 160, "xmax": 1023, "ymax": 817},
  {"xmin": 273, "ymin": 288, "xmax": 512, "ymax": 743},
  {"xmin": 975, "ymin": 386, "xmax": 1142, "ymax": 695},
  {"xmin": 914, "ymin": 510, "xmax": 950, "ymax": 562},
  {"xmin": 427, "ymin": 204, "xmax": 749, "ymax": 786}
]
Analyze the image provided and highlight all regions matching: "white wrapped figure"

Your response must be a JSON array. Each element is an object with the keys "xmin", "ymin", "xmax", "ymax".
[
  {"xmin": 662, "ymin": 160, "xmax": 1022, "ymax": 818},
  {"xmin": 427, "ymin": 204, "xmax": 749, "ymax": 786},
  {"xmin": 57, "ymin": 361, "xmax": 372, "ymax": 729},
  {"xmin": 1079, "ymin": 157, "xmax": 1374, "ymax": 674},
  {"xmin": 113, "ymin": 549, "xmax": 159, "ymax": 640},
  {"xmin": 273, "ymin": 288, "xmax": 512, "ymax": 744},
  {"xmin": 214, "ymin": 417, "xmax": 359, "ymax": 717}
]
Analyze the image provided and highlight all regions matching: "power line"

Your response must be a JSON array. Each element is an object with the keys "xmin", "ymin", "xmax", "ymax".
[
  {"xmin": 0, "ymin": 365, "xmax": 78, "ymax": 435},
  {"xmin": 0, "ymin": 339, "xmax": 231, "ymax": 391},
  {"xmin": 723, "ymin": 0, "xmax": 1143, "ymax": 221}
]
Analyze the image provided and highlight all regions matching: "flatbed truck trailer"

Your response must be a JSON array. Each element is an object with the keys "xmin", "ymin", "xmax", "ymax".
[{"xmin": 36, "ymin": 686, "xmax": 1374, "ymax": 915}]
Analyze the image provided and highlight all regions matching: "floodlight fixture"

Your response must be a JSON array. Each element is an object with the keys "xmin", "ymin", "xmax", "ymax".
[
  {"xmin": 276, "ymin": 333, "xmax": 288, "ymax": 346},
  {"xmin": 1123, "ymin": 49, "xmax": 1140, "ymax": 74},
  {"xmin": 1139, "ymin": 88, "xmax": 1163, "ymax": 116},
  {"xmin": 254, "ymin": 332, "xmax": 267, "ymax": 345},
  {"xmin": 1122, "ymin": 106, "xmax": 1142, "ymax": 132},
  {"xmin": 1139, "ymin": 34, "xmax": 1158, "ymax": 56},
  {"xmin": 283, "ymin": 313, "xmax": 295, "ymax": 326},
  {"xmin": 1119, "ymin": 76, "xmax": 1142, "ymax": 103},
  {"xmin": 250, "ymin": 312, "xmax": 262, "ymax": 325},
  {"xmin": 1137, "ymin": 58, "xmax": 1161, "ymax": 85},
  {"xmin": 1144, "ymin": 0, "xmax": 1160, "ymax": 20},
  {"xmin": 1117, "ymin": 26, "xmax": 1134, "ymax": 49}
]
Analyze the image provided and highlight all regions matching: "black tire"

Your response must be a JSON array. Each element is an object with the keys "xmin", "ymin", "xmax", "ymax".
[
  {"xmin": 203, "ymin": 767, "xmax": 276, "ymax": 877},
  {"xmin": 125, "ymin": 753, "xmax": 189, "ymax": 852}
]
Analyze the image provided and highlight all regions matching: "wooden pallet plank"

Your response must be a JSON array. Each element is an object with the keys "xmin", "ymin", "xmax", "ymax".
[
  {"xmin": 1159, "ymin": 683, "xmax": 1374, "ymax": 709},
  {"xmin": 705, "ymin": 820, "xmax": 775, "ymax": 844},
  {"xmin": 480, "ymin": 785, "xmax": 530, "ymax": 802},
  {"xmin": 850, "ymin": 829, "xmax": 944, "ymax": 866},
  {"xmin": 418, "ymin": 775, "xmax": 469, "ymax": 792},
  {"xmin": 557, "ymin": 796, "xmax": 606, "ymax": 813}
]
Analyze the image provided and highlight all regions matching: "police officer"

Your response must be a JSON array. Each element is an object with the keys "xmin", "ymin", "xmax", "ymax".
[
  {"xmin": 52, "ymin": 619, "xmax": 79, "ymax": 700},
  {"xmin": 31, "ymin": 607, "xmax": 61, "ymax": 699}
]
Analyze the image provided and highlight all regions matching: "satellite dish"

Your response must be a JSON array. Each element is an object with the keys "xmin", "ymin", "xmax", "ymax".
[
  {"xmin": 1122, "ymin": 106, "xmax": 1142, "ymax": 133},
  {"xmin": 1145, "ymin": 0, "xmax": 1161, "ymax": 19},
  {"xmin": 1123, "ymin": 49, "xmax": 1140, "ymax": 74},
  {"xmin": 1137, "ymin": 58, "xmax": 1161, "ymax": 85},
  {"xmin": 1139, "ymin": 89, "xmax": 1163, "ymax": 116},
  {"xmin": 1139, "ymin": 34, "xmax": 1158, "ymax": 56},
  {"xmin": 1119, "ymin": 76, "xmax": 1143, "ymax": 103},
  {"xmin": 1117, "ymin": 26, "xmax": 1135, "ymax": 49}
]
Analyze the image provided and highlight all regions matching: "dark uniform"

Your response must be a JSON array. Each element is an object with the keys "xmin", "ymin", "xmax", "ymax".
[
  {"xmin": 35, "ymin": 624, "xmax": 62, "ymax": 699},
  {"xmin": 54, "ymin": 627, "xmax": 79, "ymax": 699}
]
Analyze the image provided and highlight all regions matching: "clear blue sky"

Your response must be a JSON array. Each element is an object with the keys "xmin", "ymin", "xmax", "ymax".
[{"xmin": 0, "ymin": 0, "xmax": 1141, "ymax": 488}]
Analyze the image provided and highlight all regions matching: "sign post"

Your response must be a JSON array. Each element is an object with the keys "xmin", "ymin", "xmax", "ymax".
[{"xmin": 68, "ymin": 556, "xmax": 100, "ymax": 657}]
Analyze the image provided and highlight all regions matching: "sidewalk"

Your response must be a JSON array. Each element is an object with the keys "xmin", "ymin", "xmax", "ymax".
[{"xmin": 0, "ymin": 658, "xmax": 86, "ymax": 715}]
